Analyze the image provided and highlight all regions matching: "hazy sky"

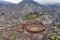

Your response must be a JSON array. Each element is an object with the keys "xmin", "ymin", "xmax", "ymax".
[
  {"xmin": 2, "ymin": 0, "xmax": 60, "ymax": 4},
  {"xmin": 0, "ymin": 0, "xmax": 3, "ymax": 1}
]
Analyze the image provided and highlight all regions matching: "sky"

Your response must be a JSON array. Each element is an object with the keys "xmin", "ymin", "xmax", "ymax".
[
  {"xmin": 0, "ymin": 0, "xmax": 60, "ymax": 4},
  {"xmin": 0, "ymin": 0, "xmax": 3, "ymax": 1}
]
